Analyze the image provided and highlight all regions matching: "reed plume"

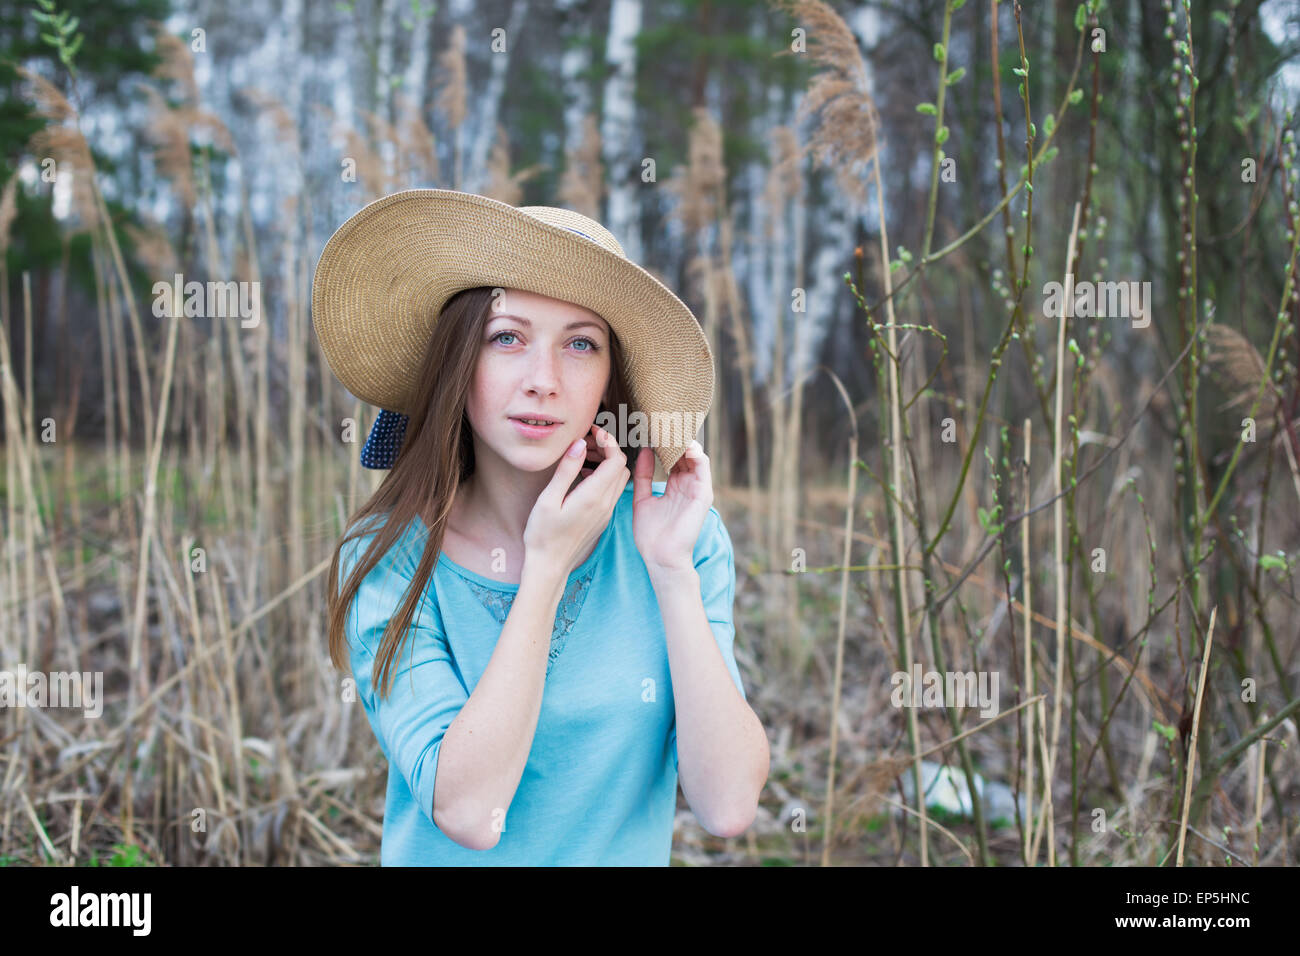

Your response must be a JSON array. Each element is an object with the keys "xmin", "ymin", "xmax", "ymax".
[
  {"xmin": 558, "ymin": 113, "xmax": 604, "ymax": 220},
  {"xmin": 773, "ymin": 0, "xmax": 879, "ymax": 204}
]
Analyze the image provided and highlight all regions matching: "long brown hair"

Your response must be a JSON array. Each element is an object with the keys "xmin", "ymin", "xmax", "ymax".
[{"xmin": 326, "ymin": 285, "xmax": 635, "ymax": 699}]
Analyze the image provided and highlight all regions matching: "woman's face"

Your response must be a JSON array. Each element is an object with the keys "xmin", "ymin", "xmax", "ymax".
[{"xmin": 464, "ymin": 287, "xmax": 612, "ymax": 473}]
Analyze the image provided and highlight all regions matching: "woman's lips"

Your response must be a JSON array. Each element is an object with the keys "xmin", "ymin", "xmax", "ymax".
[{"xmin": 509, "ymin": 417, "xmax": 562, "ymax": 439}]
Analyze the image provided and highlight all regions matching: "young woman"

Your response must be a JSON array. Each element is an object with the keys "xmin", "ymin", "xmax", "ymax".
[{"xmin": 312, "ymin": 189, "xmax": 769, "ymax": 865}]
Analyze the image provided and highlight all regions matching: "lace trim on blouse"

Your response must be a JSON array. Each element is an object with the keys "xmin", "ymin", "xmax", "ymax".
[{"xmin": 457, "ymin": 566, "xmax": 598, "ymax": 677}]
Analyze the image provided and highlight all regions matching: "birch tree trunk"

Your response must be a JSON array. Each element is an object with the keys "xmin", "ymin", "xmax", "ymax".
[
  {"xmin": 600, "ymin": 0, "xmax": 644, "ymax": 264},
  {"xmin": 402, "ymin": 1, "xmax": 434, "ymax": 142},
  {"xmin": 557, "ymin": 0, "xmax": 591, "ymax": 153}
]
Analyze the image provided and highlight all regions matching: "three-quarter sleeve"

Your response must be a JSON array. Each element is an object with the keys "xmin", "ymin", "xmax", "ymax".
[
  {"xmin": 341, "ymin": 528, "xmax": 469, "ymax": 831},
  {"xmin": 669, "ymin": 506, "xmax": 747, "ymax": 771}
]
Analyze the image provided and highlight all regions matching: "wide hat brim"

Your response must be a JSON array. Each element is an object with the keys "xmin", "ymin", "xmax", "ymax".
[{"xmin": 311, "ymin": 188, "xmax": 714, "ymax": 475}]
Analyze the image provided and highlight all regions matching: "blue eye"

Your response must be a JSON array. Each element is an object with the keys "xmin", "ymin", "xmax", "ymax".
[{"xmin": 489, "ymin": 331, "xmax": 601, "ymax": 353}]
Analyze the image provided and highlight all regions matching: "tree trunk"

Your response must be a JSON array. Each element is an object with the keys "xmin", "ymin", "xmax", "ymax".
[
  {"xmin": 600, "ymin": 0, "xmax": 644, "ymax": 263},
  {"xmin": 464, "ymin": 0, "xmax": 532, "ymax": 195}
]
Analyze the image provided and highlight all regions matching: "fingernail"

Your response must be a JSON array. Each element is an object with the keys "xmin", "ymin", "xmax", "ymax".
[{"xmin": 567, "ymin": 440, "xmax": 584, "ymax": 457}]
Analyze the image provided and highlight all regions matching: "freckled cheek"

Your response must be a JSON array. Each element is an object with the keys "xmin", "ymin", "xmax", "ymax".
[
  {"xmin": 462, "ymin": 365, "xmax": 501, "ymax": 432},
  {"xmin": 575, "ymin": 360, "xmax": 610, "ymax": 394}
]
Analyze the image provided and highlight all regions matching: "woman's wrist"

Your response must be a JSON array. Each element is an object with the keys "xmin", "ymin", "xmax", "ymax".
[
  {"xmin": 520, "ymin": 557, "xmax": 568, "ymax": 605},
  {"xmin": 646, "ymin": 562, "xmax": 698, "ymax": 593}
]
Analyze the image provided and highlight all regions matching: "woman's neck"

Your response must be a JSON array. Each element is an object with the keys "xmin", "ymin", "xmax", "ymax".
[{"xmin": 453, "ymin": 467, "xmax": 548, "ymax": 546}]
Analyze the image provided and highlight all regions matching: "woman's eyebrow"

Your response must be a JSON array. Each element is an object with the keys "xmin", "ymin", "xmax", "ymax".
[{"xmin": 490, "ymin": 314, "xmax": 607, "ymax": 333}]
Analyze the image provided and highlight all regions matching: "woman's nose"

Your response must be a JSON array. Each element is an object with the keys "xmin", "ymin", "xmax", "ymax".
[{"xmin": 524, "ymin": 346, "xmax": 560, "ymax": 394}]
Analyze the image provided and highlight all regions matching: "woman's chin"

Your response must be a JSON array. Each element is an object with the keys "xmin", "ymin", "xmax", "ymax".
[{"xmin": 505, "ymin": 446, "xmax": 568, "ymax": 472}]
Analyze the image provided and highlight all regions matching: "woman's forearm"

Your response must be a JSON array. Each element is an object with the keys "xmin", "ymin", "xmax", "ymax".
[
  {"xmin": 431, "ymin": 560, "xmax": 566, "ymax": 850},
  {"xmin": 649, "ymin": 564, "xmax": 769, "ymax": 837}
]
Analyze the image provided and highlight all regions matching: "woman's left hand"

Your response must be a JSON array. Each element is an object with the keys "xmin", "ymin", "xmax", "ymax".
[{"xmin": 632, "ymin": 439, "xmax": 713, "ymax": 574}]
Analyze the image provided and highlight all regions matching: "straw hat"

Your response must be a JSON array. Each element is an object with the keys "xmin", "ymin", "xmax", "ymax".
[{"xmin": 311, "ymin": 188, "xmax": 714, "ymax": 475}]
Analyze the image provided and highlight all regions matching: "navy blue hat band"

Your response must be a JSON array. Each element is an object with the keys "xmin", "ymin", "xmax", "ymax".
[{"xmin": 360, "ymin": 409, "xmax": 410, "ymax": 469}]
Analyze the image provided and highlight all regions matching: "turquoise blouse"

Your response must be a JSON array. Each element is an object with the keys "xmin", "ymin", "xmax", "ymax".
[{"xmin": 339, "ymin": 480, "xmax": 747, "ymax": 865}]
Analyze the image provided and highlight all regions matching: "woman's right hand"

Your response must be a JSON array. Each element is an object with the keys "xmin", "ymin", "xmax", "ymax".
[{"xmin": 522, "ymin": 423, "xmax": 629, "ymax": 580}]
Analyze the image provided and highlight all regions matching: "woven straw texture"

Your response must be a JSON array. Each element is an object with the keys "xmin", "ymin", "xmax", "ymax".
[{"xmin": 311, "ymin": 188, "xmax": 713, "ymax": 474}]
